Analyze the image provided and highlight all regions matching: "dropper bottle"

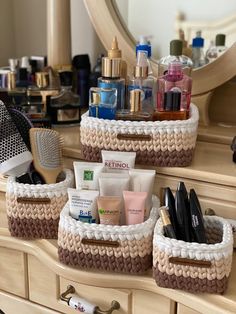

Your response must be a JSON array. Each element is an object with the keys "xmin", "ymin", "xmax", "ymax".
[
  {"xmin": 108, "ymin": 36, "xmax": 127, "ymax": 80},
  {"xmin": 128, "ymin": 50, "xmax": 154, "ymax": 114}
]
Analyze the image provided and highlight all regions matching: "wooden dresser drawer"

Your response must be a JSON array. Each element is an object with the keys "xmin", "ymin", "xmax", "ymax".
[
  {"xmin": 28, "ymin": 255, "xmax": 131, "ymax": 314},
  {"xmin": 0, "ymin": 246, "xmax": 27, "ymax": 298},
  {"xmin": 177, "ymin": 303, "xmax": 201, "ymax": 314},
  {"xmin": 132, "ymin": 290, "xmax": 176, "ymax": 314}
]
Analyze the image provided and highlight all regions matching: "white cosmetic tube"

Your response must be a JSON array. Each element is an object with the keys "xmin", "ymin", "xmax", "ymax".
[
  {"xmin": 99, "ymin": 173, "xmax": 130, "ymax": 197},
  {"xmin": 73, "ymin": 161, "xmax": 104, "ymax": 190},
  {"xmin": 68, "ymin": 188, "xmax": 99, "ymax": 223},
  {"xmin": 101, "ymin": 150, "xmax": 136, "ymax": 173},
  {"xmin": 129, "ymin": 169, "xmax": 155, "ymax": 219}
]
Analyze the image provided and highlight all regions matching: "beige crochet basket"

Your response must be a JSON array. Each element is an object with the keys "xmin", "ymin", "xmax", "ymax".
[
  {"xmin": 58, "ymin": 197, "xmax": 160, "ymax": 274},
  {"xmin": 80, "ymin": 104, "xmax": 199, "ymax": 167},
  {"xmin": 6, "ymin": 169, "xmax": 74, "ymax": 239},
  {"xmin": 153, "ymin": 216, "xmax": 233, "ymax": 294}
]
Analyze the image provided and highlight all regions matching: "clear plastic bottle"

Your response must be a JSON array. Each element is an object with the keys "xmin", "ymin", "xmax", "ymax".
[
  {"xmin": 127, "ymin": 51, "xmax": 154, "ymax": 114},
  {"xmin": 49, "ymin": 71, "xmax": 80, "ymax": 126},
  {"xmin": 206, "ymin": 34, "xmax": 227, "ymax": 63},
  {"xmin": 158, "ymin": 39, "xmax": 193, "ymax": 77},
  {"xmin": 192, "ymin": 31, "xmax": 206, "ymax": 68}
]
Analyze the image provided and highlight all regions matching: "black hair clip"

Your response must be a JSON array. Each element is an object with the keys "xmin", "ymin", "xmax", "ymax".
[{"xmin": 231, "ymin": 136, "xmax": 236, "ymax": 163}]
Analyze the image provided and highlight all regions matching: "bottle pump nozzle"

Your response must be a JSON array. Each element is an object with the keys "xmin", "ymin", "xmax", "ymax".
[{"xmin": 108, "ymin": 36, "xmax": 122, "ymax": 58}]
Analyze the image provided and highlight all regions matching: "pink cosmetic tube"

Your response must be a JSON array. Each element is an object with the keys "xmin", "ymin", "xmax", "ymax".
[{"xmin": 123, "ymin": 191, "xmax": 148, "ymax": 225}]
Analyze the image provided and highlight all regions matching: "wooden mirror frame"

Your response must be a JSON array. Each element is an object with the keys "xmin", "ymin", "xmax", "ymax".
[{"xmin": 84, "ymin": 0, "xmax": 236, "ymax": 127}]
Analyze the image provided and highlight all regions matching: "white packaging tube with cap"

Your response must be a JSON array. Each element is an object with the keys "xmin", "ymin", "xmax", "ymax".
[
  {"xmin": 99, "ymin": 172, "xmax": 130, "ymax": 197},
  {"xmin": 101, "ymin": 150, "xmax": 136, "ymax": 173},
  {"xmin": 129, "ymin": 169, "xmax": 155, "ymax": 219},
  {"xmin": 73, "ymin": 161, "xmax": 104, "ymax": 190}
]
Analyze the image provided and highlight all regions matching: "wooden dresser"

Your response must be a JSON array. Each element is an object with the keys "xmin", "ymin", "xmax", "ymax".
[{"xmin": 0, "ymin": 126, "xmax": 236, "ymax": 314}]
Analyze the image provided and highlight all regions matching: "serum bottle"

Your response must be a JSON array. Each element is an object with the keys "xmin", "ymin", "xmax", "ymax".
[
  {"xmin": 128, "ymin": 51, "xmax": 154, "ymax": 114},
  {"xmin": 154, "ymin": 61, "xmax": 192, "ymax": 121},
  {"xmin": 98, "ymin": 57, "xmax": 125, "ymax": 111}
]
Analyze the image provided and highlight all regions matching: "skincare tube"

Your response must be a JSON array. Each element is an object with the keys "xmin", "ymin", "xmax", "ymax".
[
  {"xmin": 68, "ymin": 188, "xmax": 99, "ymax": 223},
  {"xmin": 99, "ymin": 173, "xmax": 130, "ymax": 196},
  {"xmin": 129, "ymin": 169, "xmax": 155, "ymax": 219},
  {"xmin": 101, "ymin": 150, "xmax": 136, "ymax": 173},
  {"xmin": 97, "ymin": 196, "xmax": 121, "ymax": 225},
  {"xmin": 73, "ymin": 161, "xmax": 104, "ymax": 190},
  {"xmin": 123, "ymin": 191, "xmax": 148, "ymax": 225}
]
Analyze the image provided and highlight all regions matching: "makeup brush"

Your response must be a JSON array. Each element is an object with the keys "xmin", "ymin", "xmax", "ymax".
[{"xmin": 29, "ymin": 128, "xmax": 63, "ymax": 184}]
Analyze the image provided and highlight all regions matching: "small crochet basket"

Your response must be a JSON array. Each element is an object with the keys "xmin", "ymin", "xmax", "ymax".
[
  {"xmin": 58, "ymin": 197, "xmax": 160, "ymax": 274},
  {"xmin": 80, "ymin": 104, "xmax": 199, "ymax": 167},
  {"xmin": 153, "ymin": 216, "xmax": 233, "ymax": 294},
  {"xmin": 6, "ymin": 169, "xmax": 74, "ymax": 239}
]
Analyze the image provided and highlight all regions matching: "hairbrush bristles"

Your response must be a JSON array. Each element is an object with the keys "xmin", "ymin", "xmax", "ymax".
[{"xmin": 30, "ymin": 128, "xmax": 63, "ymax": 184}]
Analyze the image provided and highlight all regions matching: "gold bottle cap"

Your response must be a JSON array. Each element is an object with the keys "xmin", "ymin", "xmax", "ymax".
[
  {"xmin": 7, "ymin": 71, "xmax": 16, "ymax": 90},
  {"xmin": 108, "ymin": 36, "xmax": 122, "ymax": 58},
  {"xmin": 102, "ymin": 57, "xmax": 121, "ymax": 78},
  {"xmin": 134, "ymin": 65, "xmax": 148, "ymax": 78},
  {"xmin": 130, "ymin": 89, "xmax": 142, "ymax": 112},
  {"xmin": 92, "ymin": 91, "xmax": 101, "ymax": 105},
  {"xmin": 35, "ymin": 72, "xmax": 49, "ymax": 88}
]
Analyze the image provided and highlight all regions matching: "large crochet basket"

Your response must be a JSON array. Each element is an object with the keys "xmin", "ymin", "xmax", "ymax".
[
  {"xmin": 153, "ymin": 216, "xmax": 233, "ymax": 294},
  {"xmin": 58, "ymin": 197, "xmax": 160, "ymax": 274},
  {"xmin": 80, "ymin": 104, "xmax": 199, "ymax": 167},
  {"xmin": 6, "ymin": 169, "xmax": 74, "ymax": 239}
]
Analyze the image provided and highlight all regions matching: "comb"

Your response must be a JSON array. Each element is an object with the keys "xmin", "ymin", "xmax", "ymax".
[{"xmin": 29, "ymin": 128, "xmax": 63, "ymax": 184}]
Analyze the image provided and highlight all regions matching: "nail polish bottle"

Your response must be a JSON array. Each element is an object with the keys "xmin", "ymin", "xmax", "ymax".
[
  {"xmin": 158, "ymin": 39, "xmax": 193, "ymax": 77},
  {"xmin": 89, "ymin": 87, "xmax": 117, "ymax": 120},
  {"xmin": 154, "ymin": 61, "xmax": 192, "ymax": 121},
  {"xmin": 116, "ymin": 89, "xmax": 152, "ymax": 121},
  {"xmin": 97, "ymin": 57, "xmax": 125, "ymax": 111},
  {"xmin": 128, "ymin": 50, "xmax": 154, "ymax": 114}
]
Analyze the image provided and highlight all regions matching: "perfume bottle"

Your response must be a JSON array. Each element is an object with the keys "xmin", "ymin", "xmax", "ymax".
[
  {"xmin": 158, "ymin": 39, "xmax": 193, "ymax": 77},
  {"xmin": 192, "ymin": 31, "xmax": 206, "ymax": 68},
  {"xmin": 136, "ymin": 35, "xmax": 153, "ymax": 75},
  {"xmin": 89, "ymin": 87, "xmax": 117, "ymax": 120},
  {"xmin": 97, "ymin": 57, "xmax": 125, "ymax": 111},
  {"xmin": 48, "ymin": 71, "xmax": 81, "ymax": 126},
  {"xmin": 206, "ymin": 34, "xmax": 227, "ymax": 63},
  {"xmin": 108, "ymin": 37, "xmax": 127, "ymax": 80},
  {"xmin": 128, "ymin": 51, "xmax": 154, "ymax": 114},
  {"xmin": 154, "ymin": 62, "xmax": 192, "ymax": 121},
  {"xmin": 116, "ymin": 89, "xmax": 152, "ymax": 121}
]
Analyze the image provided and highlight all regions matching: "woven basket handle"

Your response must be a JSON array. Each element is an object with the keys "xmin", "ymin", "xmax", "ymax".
[
  {"xmin": 117, "ymin": 133, "xmax": 151, "ymax": 141},
  {"xmin": 169, "ymin": 257, "xmax": 211, "ymax": 268},
  {"xmin": 17, "ymin": 197, "xmax": 51, "ymax": 204},
  {"xmin": 81, "ymin": 238, "xmax": 119, "ymax": 247}
]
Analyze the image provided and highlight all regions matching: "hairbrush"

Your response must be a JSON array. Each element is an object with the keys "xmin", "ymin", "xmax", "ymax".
[
  {"xmin": 8, "ymin": 108, "xmax": 33, "ymax": 150},
  {"xmin": 0, "ymin": 101, "xmax": 32, "ymax": 176},
  {"xmin": 29, "ymin": 128, "xmax": 63, "ymax": 184}
]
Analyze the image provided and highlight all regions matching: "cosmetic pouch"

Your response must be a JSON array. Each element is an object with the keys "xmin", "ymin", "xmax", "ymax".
[
  {"xmin": 58, "ymin": 196, "xmax": 160, "ymax": 274},
  {"xmin": 6, "ymin": 169, "xmax": 74, "ymax": 239},
  {"xmin": 153, "ymin": 216, "xmax": 233, "ymax": 294},
  {"xmin": 80, "ymin": 104, "xmax": 198, "ymax": 167}
]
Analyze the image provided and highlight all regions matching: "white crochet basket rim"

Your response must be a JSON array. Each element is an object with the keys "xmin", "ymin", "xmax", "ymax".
[
  {"xmin": 154, "ymin": 216, "xmax": 233, "ymax": 259},
  {"xmin": 6, "ymin": 169, "xmax": 74, "ymax": 193},
  {"xmin": 59, "ymin": 195, "xmax": 160, "ymax": 237},
  {"xmin": 81, "ymin": 103, "xmax": 198, "ymax": 131}
]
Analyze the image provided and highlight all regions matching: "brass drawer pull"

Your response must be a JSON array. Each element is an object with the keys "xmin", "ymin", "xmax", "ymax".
[{"xmin": 60, "ymin": 285, "xmax": 120, "ymax": 313}]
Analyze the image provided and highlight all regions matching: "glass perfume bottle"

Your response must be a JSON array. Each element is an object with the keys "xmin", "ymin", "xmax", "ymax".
[
  {"xmin": 158, "ymin": 39, "xmax": 193, "ymax": 77},
  {"xmin": 154, "ymin": 61, "xmax": 192, "ymax": 121},
  {"xmin": 206, "ymin": 34, "xmax": 227, "ymax": 63},
  {"xmin": 128, "ymin": 51, "xmax": 154, "ymax": 114},
  {"xmin": 89, "ymin": 87, "xmax": 117, "ymax": 120},
  {"xmin": 48, "ymin": 71, "xmax": 81, "ymax": 126},
  {"xmin": 192, "ymin": 31, "xmax": 206, "ymax": 68},
  {"xmin": 116, "ymin": 89, "xmax": 152, "ymax": 121},
  {"xmin": 97, "ymin": 57, "xmax": 125, "ymax": 111}
]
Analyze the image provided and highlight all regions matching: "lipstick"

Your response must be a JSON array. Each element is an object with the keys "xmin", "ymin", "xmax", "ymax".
[{"xmin": 159, "ymin": 206, "xmax": 176, "ymax": 239}]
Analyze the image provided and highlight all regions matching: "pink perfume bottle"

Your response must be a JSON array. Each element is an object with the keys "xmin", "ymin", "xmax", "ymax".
[{"xmin": 155, "ymin": 62, "xmax": 192, "ymax": 120}]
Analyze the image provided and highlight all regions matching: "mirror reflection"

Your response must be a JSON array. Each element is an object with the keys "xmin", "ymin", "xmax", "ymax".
[{"xmin": 114, "ymin": 0, "xmax": 236, "ymax": 67}]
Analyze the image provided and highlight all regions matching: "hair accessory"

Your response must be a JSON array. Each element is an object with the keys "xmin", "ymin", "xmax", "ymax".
[{"xmin": 29, "ymin": 128, "xmax": 63, "ymax": 184}]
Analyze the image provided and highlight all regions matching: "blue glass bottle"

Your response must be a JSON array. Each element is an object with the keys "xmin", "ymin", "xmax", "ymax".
[
  {"xmin": 97, "ymin": 57, "xmax": 125, "ymax": 111},
  {"xmin": 89, "ymin": 87, "xmax": 117, "ymax": 120}
]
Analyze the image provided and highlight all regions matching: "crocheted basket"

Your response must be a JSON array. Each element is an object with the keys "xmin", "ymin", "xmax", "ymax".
[
  {"xmin": 153, "ymin": 216, "xmax": 233, "ymax": 294},
  {"xmin": 80, "ymin": 104, "xmax": 199, "ymax": 167},
  {"xmin": 6, "ymin": 169, "xmax": 74, "ymax": 239},
  {"xmin": 58, "ymin": 197, "xmax": 160, "ymax": 274}
]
